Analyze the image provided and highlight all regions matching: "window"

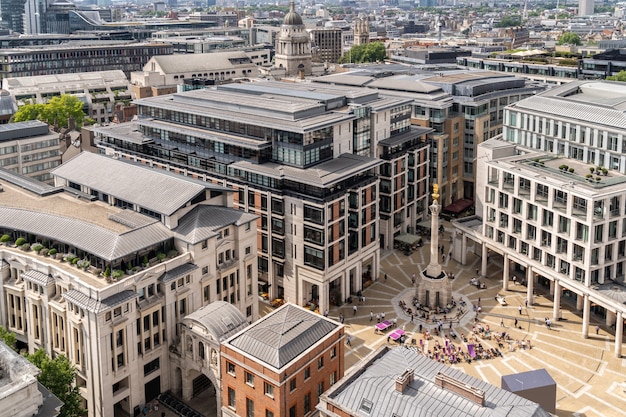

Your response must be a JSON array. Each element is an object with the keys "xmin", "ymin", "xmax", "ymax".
[
  {"xmin": 228, "ymin": 388, "xmax": 236, "ymax": 409},
  {"xmin": 245, "ymin": 372, "xmax": 254, "ymax": 386},
  {"xmin": 360, "ymin": 399, "xmax": 373, "ymax": 414},
  {"xmin": 289, "ymin": 406, "xmax": 296, "ymax": 417},
  {"xmin": 318, "ymin": 357, "xmax": 324, "ymax": 369},
  {"xmin": 330, "ymin": 371, "xmax": 336, "ymax": 386},
  {"xmin": 264, "ymin": 382, "xmax": 274, "ymax": 398},
  {"xmin": 330, "ymin": 346, "xmax": 336, "ymax": 359},
  {"xmin": 304, "ymin": 367, "xmax": 310, "ymax": 380},
  {"xmin": 227, "ymin": 362, "xmax": 235, "ymax": 376},
  {"xmin": 289, "ymin": 379, "xmax": 296, "ymax": 391},
  {"xmin": 246, "ymin": 398, "xmax": 254, "ymax": 417},
  {"xmin": 266, "ymin": 411, "xmax": 274, "ymax": 417},
  {"xmin": 304, "ymin": 393, "xmax": 311, "ymax": 414},
  {"xmin": 318, "ymin": 382, "xmax": 324, "ymax": 398}
]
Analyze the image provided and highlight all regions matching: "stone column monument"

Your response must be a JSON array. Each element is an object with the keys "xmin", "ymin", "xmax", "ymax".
[{"xmin": 417, "ymin": 184, "xmax": 452, "ymax": 309}]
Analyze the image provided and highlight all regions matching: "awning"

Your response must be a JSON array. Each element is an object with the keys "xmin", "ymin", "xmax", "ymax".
[
  {"xmin": 443, "ymin": 199, "xmax": 474, "ymax": 214},
  {"xmin": 394, "ymin": 234, "xmax": 422, "ymax": 246},
  {"xmin": 416, "ymin": 220, "xmax": 432, "ymax": 229}
]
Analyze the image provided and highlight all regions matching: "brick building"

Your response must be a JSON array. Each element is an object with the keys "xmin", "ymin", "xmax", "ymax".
[{"xmin": 221, "ymin": 303, "xmax": 344, "ymax": 417}]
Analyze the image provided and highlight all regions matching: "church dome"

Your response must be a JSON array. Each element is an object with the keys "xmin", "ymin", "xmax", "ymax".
[{"xmin": 283, "ymin": 1, "xmax": 303, "ymax": 26}]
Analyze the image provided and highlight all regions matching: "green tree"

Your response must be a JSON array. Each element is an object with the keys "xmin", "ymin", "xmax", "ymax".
[
  {"xmin": 557, "ymin": 32, "xmax": 582, "ymax": 45},
  {"xmin": 27, "ymin": 349, "xmax": 85, "ymax": 417},
  {"xmin": 340, "ymin": 42, "xmax": 386, "ymax": 64},
  {"xmin": 0, "ymin": 325, "xmax": 16, "ymax": 350},
  {"xmin": 494, "ymin": 15, "xmax": 522, "ymax": 28},
  {"xmin": 606, "ymin": 70, "xmax": 626, "ymax": 82},
  {"xmin": 12, "ymin": 94, "xmax": 86, "ymax": 128}
]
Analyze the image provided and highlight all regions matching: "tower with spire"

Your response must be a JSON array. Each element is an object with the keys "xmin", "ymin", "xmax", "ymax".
[{"xmin": 274, "ymin": 1, "xmax": 312, "ymax": 78}]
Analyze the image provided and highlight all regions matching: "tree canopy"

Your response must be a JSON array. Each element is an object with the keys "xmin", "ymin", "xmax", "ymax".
[
  {"xmin": 557, "ymin": 32, "xmax": 582, "ymax": 46},
  {"xmin": 494, "ymin": 15, "xmax": 522, "ymax": 28},
  {"xmin": 606, "ymin": 70, "xmax": 626, "ymax": 82},
  {"xmin": 27, "ymin": 349, "xmax": 85, "ymax": 417},
  {"xmin": 12, "ymin": 94, "xmax": 87, "ymax": 128},
  {"xmin": 0, "ymin": 325, "xmax": 16, "ymax": 350},
  {"xmin": 340, "ymin": 42, "xmax": 387, "ymax": 64}
]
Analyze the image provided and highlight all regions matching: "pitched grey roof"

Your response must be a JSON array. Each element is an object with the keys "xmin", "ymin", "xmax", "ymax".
[
  {"xmin": 0, "ymin": 206, "xmax": 171, "ymax": 261},
  {"xmin": 22, "ymin": 270, "xmax": 55, "ymax": 287},
  {"xmin": 159, "ymin": 263, "xmax": 199, "ymax": 283},
  {"xmin": 174, "ymin": 205, "xmax": 257, "ymax": 244},
  {"xmin": 326, "ymin": 347, "xmax": 551, "ymax": 417},
  {"xmin": 184, "ymin": 301, "xmax": 249, "ymax": 342},
  {"xmin": 52, "ymin": 152, "xmax": 210, "ymax": 216},
  {"xmin": 63, "ymin": 289, "xmax": 137, "ymax": 314},
  {"xmin": 227, "ymin": 303, "xmax": 339, "ymax": 370},
  {"xmin": 150, "ymin": 51, "xmax": 255, "ymax": 74}
]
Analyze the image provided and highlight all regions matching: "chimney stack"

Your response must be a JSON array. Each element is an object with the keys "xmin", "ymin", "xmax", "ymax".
[
  {"xmin": 395, "ymin": 368, "xmax": 414, "ymax": 393},
  {"xmin": 434, "ymin": 372, "xmax": 485, "ymax": 406}
]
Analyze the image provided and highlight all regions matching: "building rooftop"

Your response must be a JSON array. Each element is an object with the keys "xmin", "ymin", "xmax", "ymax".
[
  {"xmin": 52, "ymin": 152, "xmax": 231, "ymax": 216},
  {"xmin": 146, "ymin": 50, "xmax": 257, "ymax": 74},
  {"xmin": 225, "ymin": 303, "xmax": 340, "ymax": 370},
  {"xmin": 183, "ymin": 301, "xmax": 249, "ymax": 342},
  {"xmin": 509, "ymin": 81, "xmax": 626, "ymax": 130},
  {"xmin": 2, "ymin": 70, "xmax": 128, "ymax": 93},
  {"xmin": 324, "ymin": 346, "xmax": 550, "ymax": 417}
]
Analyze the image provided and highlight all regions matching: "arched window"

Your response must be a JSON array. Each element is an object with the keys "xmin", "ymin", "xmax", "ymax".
[{"xmin": 199, "ymin": 341, "xmax": 205, "ymax": 359}]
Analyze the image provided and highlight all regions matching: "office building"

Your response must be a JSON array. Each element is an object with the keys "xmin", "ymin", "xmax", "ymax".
[
  {"xmin": 0, "ymin": 42, "xmax": 173, "ymax": 79},
  {"xmin": 0, "ymin": 121, "xmax": 60, "ymax": 183},
  {"xmin": 221, "ymin": 303, "xmax": 344, "ymax": 417},
  {"xmin": 454, "ymin": 81, "xmax": 626, "ymax": 357},
  {"xmin": 310, "ymin": 28, "xmax": 343, "ymax": 63},
  {"xmin": 579, "ymin": 0, "xmax": 595, "ymax": 16},
  {"xmin": 0, "ymin": 152, "xmax": 258, "ymax": 416},
  {"xmin": 314, "ymin": 69, "xmax": 543, "ymax": 209},
  {"xmin": 93, "ymin": 80, "xmax": 430, "ymax": 314}
]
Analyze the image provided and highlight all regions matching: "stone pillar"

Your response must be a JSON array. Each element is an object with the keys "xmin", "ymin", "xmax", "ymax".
[
  {"xmin": 481, "ymin": 244, "xmax": 488, "ymax": 277},
  {"xmin": 582, "ymin": 294, "xmax": 590, "ymax": 339},
  {"xmin": 606, "ymin": 311, "xmax": 616, "ymax": 328},
  {"xmin": 320, "ymin": 282, "xmax": 329, "ymax": 315},
  {"xmin": 616, "ymin": 311, "xmax": 623, "ymax": 358},
  {"xmin": 502, "ymin": 254, "xmax": 509, "ymax": 291},
  {"xmin": 549, "ymin": 280, "xmax": 555, "ymax": 296},
  {"xmin": 576, "ymin": 294, "xmax": 584, "ymax": 311},
  {"xmin": 426, "ymin": 199, "xmax": 442, "ymax": 278},
  {"xmin": 526, "ymin": 266, "xmax": 534, "ymax": 306},
  {"xmin": 461, "ymin": 234, "xmax": 467, "ymax": 265},
  {"xmin": 552, "ymin": 281, "xmax": 561, "ymax": 321}
]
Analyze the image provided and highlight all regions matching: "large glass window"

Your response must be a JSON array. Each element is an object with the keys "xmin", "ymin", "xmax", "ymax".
[{"xmin": 304, "ymin": 247, "xmax": 324, "ymax": 270}]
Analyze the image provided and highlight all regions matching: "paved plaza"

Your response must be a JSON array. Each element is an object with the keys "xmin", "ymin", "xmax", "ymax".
[{"xmin": 323, "ymin": 226, "xmax": 626, "ymax": 417}]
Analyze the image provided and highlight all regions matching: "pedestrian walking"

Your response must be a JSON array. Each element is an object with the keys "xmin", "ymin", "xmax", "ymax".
[
  {"xmin": 410, "ymin": 313, "xmax": 414, "ymax": 323},
  {"xmin": 525, "ymin": 299, "xmax": 528, "ymax": 308},
  {"xmin": 419, "ymin": 323, "xmax": 423, "ymax": 333},
  {"xmin": 411, "ymin": 273, "xmax": 416, "ymax": 283},
  {"xmin": 384, "ymin": 273, "xmax": 387, "ymax": 281},
  {"xmin": 370, "ymin": 311, "xmax": 374, "ymax": 321},
  {"xmin": 393, "ymin": 317, "xmax": 398, "ymax": 328},
  {"xmin": 518, "ymin": 305, "xmax": 522, "ymax": 315},
  {"xmin": 514, "ymin": 318, "xmax": 518, "ymax": 327},
  {"xmin": 362, "ymin": 296, "xmax": 366, "ymax": 304},
  {"xmin": 500, "ymin": 317, "xmax": 504, "ymax": 327},
  {"xmin": 442, "ymin": 253, "xmax": 446, "ymax": 261},
  {"xmin": 595, "ymin": 325, "xmax": 600, "ymax": 335},
  {"xmin": 376, "ymin": 313, "xmax": 380, "ymax": 323},
  {"xmin": 381, "ymin": 311, "xmax": 386, "ymax": 321},
  {"xmin": 340, "ymin": 313, "xmax": 344, "ymax": 324},
  {"xmin": 324, "ymin": 309, "xmax": 328, "ymax": 317},
  {"xmin": 353, "ymin": 305, "xmax": 357, "ymax": 315},
  {"xmin": 347, "ymin": 335, "xmax": 352, "ymax": 346}
]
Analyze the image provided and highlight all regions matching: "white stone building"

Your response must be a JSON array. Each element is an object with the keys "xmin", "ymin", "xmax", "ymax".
[
  {"xmin": 0, "ymin": 152, "xmax": 258, "ymax": 416},
  {"xmin": 454, "ymin": 80, "xmax": 626, "ymax": 357}
]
